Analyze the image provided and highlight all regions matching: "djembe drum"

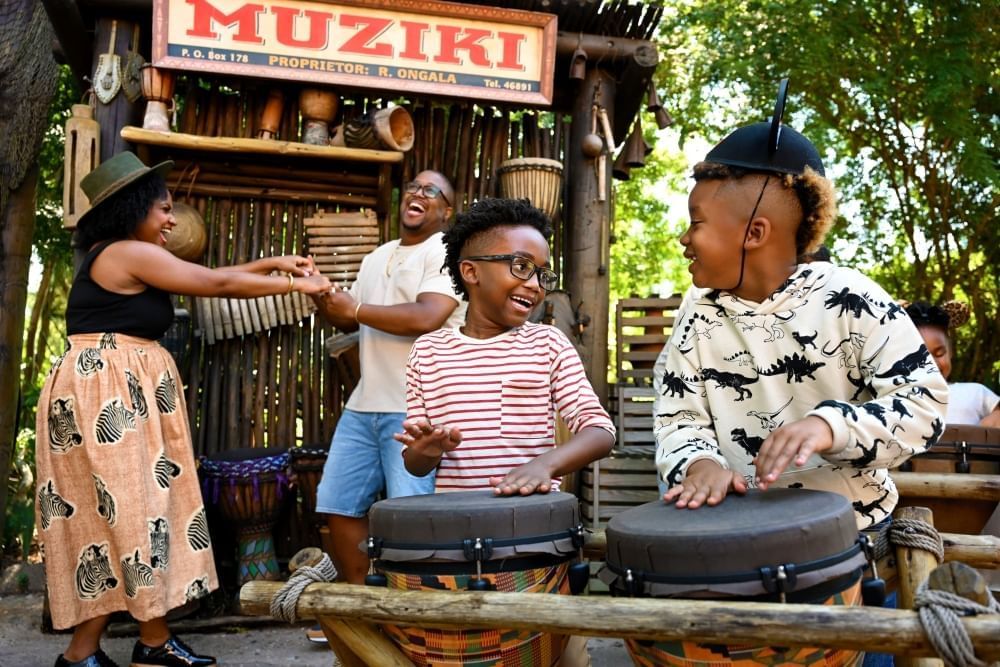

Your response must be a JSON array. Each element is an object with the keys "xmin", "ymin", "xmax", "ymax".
[
  {"xmin": 199, "ymin": 448, "xmax": 290, "ymax": 585},
  {"xmin": 289, "ymin": 445, "xmax": 329, "ymax": 543},
  {"xmin": 601, "ymin": 489, "xmax": 868, "ymax": 667},
  {"xmin": 367, "ymin": 490, "xmax": 589, "ymax": 666},
  {"xmin": 139, "ymin": 65, "xmax": 175, "ymax": 132},
  {"xmin": 497, "ymin": 157, "xmax": 564, "ymax": 221}
]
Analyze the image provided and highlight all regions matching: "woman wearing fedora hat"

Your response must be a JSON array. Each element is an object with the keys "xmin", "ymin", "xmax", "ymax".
[{"xmin": 35, "ymin": 151, "xmax": 331, "ymax": 667}]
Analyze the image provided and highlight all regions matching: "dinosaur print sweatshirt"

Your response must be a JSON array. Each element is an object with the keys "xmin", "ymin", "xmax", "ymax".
[{"xmin": 653, "ymin": 262, "xmax": 949, "ymax": 528}]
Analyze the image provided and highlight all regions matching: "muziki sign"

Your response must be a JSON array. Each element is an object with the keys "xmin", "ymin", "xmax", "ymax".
[{"xmin": 152, "ymin": 0, "xmax": 557, "ymax": 104}]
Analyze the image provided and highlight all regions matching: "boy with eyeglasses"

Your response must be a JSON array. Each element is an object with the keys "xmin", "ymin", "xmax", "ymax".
[
  {"xmin": 395, "ymin": 197, "xmax": 615, "ymax": 495},
  {"xmin": 310, "ymin": 170, "xmax": 466, "ymax": 590}
]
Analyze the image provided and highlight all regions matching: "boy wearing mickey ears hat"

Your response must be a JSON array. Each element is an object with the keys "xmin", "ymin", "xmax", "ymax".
[{"xmin": 653, "ymin": 80, "xmax": 948, "ymax": 529}]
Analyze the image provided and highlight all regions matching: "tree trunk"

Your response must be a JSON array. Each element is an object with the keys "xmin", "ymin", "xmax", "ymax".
[
  {"xmin": 0, "ymin": 164, "xmax": 40, "ymax": 545},
  {"xmin": 21, "ymin": 259, "xmax": 52, "ymax": 388},
  {"xmin": 0, "ymin": 0, "xmax": 58, "ymax": 548}
]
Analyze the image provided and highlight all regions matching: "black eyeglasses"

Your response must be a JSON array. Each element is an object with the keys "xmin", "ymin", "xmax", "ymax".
[
  {"xmin": 404, "ymin": 181, "xmax": 451, "ymax": 206},
  {"xmin": 461, "ymin": 254, "xmax": 558, "ymax": 291}
]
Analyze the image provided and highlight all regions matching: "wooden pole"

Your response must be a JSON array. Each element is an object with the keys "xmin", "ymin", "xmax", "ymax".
[
  {"xmin": 318, "ymin": 617, "xmax": 414, "ymax": 667},
  {"xmin": 238, "ymin": 582, "xmax": 1000, "ymax": 660},
  {"xmin": 566, "ymin": 68, "xmax": 613, "ymax": 407},
  {"xmin": 894, "ymin": 472, "xmax": 1000, "ymax": 501},
  {"xmin": 894, "ymin": 506, "xmax": 944, "ymax": 667}
]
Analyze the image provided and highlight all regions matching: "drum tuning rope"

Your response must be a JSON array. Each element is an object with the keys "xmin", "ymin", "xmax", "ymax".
[{"xmin": 268, "ymin": 551, "xmax": 337, "ymax": 623}]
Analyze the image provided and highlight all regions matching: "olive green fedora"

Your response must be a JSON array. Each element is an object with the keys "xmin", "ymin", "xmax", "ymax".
[{"xmin": 79, "ymin": 151, "xmax": 173, "ymax": 219}]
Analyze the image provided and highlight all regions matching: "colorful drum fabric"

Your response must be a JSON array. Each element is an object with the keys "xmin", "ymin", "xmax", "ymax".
[
  {"xmin": 602, "ymin": 489, "xmax": 867, "ymax": 667},
  {"xmin": 199, "ymin": 447, "xmax": 290, "ymax": 584},
  {"xmin": 368, "ymin": 490, "xmax": 585, "ymax": 667}
]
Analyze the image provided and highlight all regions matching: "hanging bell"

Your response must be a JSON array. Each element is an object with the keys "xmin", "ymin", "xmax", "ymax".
[
  {"xmin": 623, "ymin": 119, "xmax": 648, "ymax": 169},
  {"xmin": 612, "ymin": 146, "xmax": 632, "ymax": 181},
  {"xmin": 568, "ymin": 47, "xmax": 587, "ymax": 81},
  {"xmin": 63, "ymin": 102, "xmax": 100, "ymax": 229},
  {"xmin": 646, "ymin": 84, "xmax": 674, "ymax": 129}
]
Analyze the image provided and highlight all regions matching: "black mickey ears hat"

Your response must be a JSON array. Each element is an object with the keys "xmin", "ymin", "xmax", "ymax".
[{"xmin": 705, "ymin": 79, "xmax": 825, "ymax": 177}]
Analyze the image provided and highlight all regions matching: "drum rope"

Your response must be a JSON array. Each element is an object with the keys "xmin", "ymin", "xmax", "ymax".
[
  {"xmin": 269, "ymin": 552, "xmax": 337, "ymax": 623},
  {"xmin": 871, "ymin": 517, "xmax": 945, "ymax": 563},
  {"xmin": 913, "ymin": 584, "xmax": 1000, "ymax": 667}
]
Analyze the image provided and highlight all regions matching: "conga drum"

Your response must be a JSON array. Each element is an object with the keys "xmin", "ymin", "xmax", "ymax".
[
  {"xmin": 199, "ymin": 447, "xmax": 290, "ymax": 585},
  {"xmin": 601, "ymin": 489, "xmax": 867, "ymax": 667},
  {"xmin": 895, "ymin": 424, "xmax": 1000, "ymax": 534},
  {"xmin": 497, "ymin": 157, "xmax": 564, "ymax": 221},
  {"xmin": 289, "ymin": 445, "xmax": 329, "ymax": 545},
  {"xmin": 367, "ymin": 490, "xmax": 587, "ymax": 666}
]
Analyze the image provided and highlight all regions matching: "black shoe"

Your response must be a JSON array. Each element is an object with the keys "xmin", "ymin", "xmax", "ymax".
[
  {"xmin": 130, "ymin": 636, "xmax": 216, "ymax": 667},
  {"xmin": 54, "ymin": 649, "xmax": 119, "ymax": 667}
]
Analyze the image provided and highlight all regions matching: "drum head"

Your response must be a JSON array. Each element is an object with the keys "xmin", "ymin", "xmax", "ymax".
[
  {"xmin": 369, "ymin": 490, "xmax": 582, "ymax": 562},
  {"xmin": 605, "ymin": 489, "xmax": 864, "ymax": 597}
]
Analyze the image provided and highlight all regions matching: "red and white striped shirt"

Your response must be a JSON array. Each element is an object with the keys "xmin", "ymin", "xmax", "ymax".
[{"xmin": 405, "ymin": 323, "xmax": 615, "ymax": 492}]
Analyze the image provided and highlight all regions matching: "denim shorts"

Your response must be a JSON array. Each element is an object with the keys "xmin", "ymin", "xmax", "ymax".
[{"xmin": 315, "ymin": 409, "xmax": 436, "ymax": 517}]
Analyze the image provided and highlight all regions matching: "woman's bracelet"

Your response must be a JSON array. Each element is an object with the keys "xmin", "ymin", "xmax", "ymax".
[
  {"xmin": 354, "ymin": 302, "xmax": 363, "ymax": 322},
  {"xmin": 286, "ymin": 274, "xmax": 295, "ymax": 294}
]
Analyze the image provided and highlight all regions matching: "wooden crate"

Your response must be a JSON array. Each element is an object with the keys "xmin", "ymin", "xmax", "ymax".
[
  {"xmin": 580, "ymin": 446, "xmax": 660, "ymax": 529},
  {"xmin": 614, "ymin": 296, "xmax": 682, "ymax": 448}
]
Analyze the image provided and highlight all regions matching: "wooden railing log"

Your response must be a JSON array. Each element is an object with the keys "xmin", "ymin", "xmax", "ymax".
[{"xmin": 239, "ymin": 583, "xmax": 1000, "ymax": 660}]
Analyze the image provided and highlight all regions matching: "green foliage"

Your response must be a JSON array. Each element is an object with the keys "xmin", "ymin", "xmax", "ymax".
[
  {"xmin": 610, "ymin": 133, "xmax": 690, "ymax": 301},
  {"xmin": 4, "ymin": 429, "xmax": 36, "ymax": 558},
  {"xmin": 653, "ymin": 0, "xmax": 999, "ymax": 385},
  {"xmin": 34, "ymin": 65, "xmax": 78, "ymax": 266}
]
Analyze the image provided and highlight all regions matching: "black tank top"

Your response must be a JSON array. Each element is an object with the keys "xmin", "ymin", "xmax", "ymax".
[{"xmin": 66, "ymin": 240, "xmax": 175, "ymax": 340}]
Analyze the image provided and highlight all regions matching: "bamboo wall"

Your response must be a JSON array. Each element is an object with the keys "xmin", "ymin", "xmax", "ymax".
[{"xmin": 156, "ymin": 77, "xmax": 572, "ymax": 460}]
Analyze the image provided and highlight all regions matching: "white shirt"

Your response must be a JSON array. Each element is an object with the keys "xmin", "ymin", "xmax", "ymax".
[{"xmin": 946, "ymin": 382, "xmax": 999, "ymax": 424}]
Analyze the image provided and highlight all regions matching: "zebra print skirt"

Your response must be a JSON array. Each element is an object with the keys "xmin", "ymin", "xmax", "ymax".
[{"xmin": 35, "ymin": 333, "xmax": 218, "ymax": 630}]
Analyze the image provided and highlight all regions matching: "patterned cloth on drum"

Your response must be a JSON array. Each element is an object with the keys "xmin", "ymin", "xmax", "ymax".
[
  {"xmin": 368, "ymin": 490, "xmax": 586, "ymax": 667},
  {"xmin": 601, "ymin": 489, "xmax": 868, "ymax": 667},
  {"xmin": 199, "ymin": 448, "xmax": 290, "ymax": 585}
]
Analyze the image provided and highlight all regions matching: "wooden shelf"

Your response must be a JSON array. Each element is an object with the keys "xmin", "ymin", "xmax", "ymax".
[{"xmin": 121, "ymin": 126, "xmax": 403, "ymax": 164}]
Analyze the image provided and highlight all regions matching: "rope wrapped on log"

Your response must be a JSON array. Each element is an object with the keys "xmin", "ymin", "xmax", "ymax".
[
  {"xmin": 872, "ymin": 517, "xmax": 946, "ymax": 563},
  {"xmin": 269, "ymin": 551, "xmax": 337, "ymax": 623},
  {"xmin": 915, "ymin": 585, "xmax": 1000, "ymax": 667}
]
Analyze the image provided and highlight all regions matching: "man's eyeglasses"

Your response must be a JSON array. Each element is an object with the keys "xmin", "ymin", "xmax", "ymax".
[
  {"xmin": 461, "ymin": 254, "xmax": 558, "ymax": 292},
  {"xmin": 404, "ymin": 181, "xmax": 451, "ymax": 206}
]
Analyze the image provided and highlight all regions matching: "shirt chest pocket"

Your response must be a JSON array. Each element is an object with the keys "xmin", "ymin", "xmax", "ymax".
[{"xmin": 500, "ymin": 380, "xmax": 551, "ymax": 439}]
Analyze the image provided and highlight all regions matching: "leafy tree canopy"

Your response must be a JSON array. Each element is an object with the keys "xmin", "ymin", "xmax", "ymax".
[{"xmin": 653, "ymin": 0, "xmax": 999, "ymax": 383}]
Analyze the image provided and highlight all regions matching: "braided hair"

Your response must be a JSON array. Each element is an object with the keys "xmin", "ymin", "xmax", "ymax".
[{"xmin": 442, "ymin": 198, "xmax": 553, "ymax": 300}]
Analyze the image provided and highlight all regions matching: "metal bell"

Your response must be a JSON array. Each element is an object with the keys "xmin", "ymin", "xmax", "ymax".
[{"xmin": 569, "ymin": 47, "xmax": 587, "ymax": 81}]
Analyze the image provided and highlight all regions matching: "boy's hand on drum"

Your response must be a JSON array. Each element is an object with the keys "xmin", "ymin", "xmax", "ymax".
[
  {"xmin": 753, "ymin": 415, "xmax": 833, "ymax": 490},
  {"xmin": 489, "ymin": 459, "xmax": 553, "ymax": 496},
  {"xmin": 663, "ymin": 459, "xmax": 746, "ymax": 508},
  {"xmin": 394, "ymin": 418, "xmax": 462, "ymax": 458}
]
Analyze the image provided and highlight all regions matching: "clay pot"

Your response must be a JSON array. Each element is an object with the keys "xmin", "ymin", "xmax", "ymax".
[
  {"xmin": 165, "ymin": 201, "xmax": 207, "ymax": 261},
  {"xmin": 371, "ymin": 106, "xmax": 414, "ymax": 151}
]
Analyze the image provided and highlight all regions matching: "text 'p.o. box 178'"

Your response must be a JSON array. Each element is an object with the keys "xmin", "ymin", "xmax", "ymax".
[{"xmin": 152, "ymin": 0, "xmax": 557, "ymax": 105}]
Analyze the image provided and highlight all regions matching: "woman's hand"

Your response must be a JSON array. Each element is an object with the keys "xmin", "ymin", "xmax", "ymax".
[
  {"xmin": 273, "ymin": 255, "xmax": 316, "ymax": 276},
  {"xmin": 294, "ymin": 274, "xmax": 332, "ymax": 294}
]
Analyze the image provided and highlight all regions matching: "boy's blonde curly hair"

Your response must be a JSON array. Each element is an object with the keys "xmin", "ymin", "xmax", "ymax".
[{"xmin": 693, "ymin": 162, "xmax": 837, "ymax": 256}]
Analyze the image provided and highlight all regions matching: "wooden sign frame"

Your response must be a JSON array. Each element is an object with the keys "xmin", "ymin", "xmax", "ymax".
[{"xmin": 152, "ymin": 0, "xmax": 557, "ymax": 105}]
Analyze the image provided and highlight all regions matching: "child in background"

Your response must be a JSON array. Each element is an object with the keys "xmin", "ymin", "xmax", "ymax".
[
  {"xmin": 653, "ymin": 86, "xmax": 948, "ymax": 529},
  {"xmin": 395, "ymin": 197, "xmax": 615, "ymax": 494},
  {"xmin": 905, "ymin": 300, "xmax": 1000, "ymax": 427}
]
